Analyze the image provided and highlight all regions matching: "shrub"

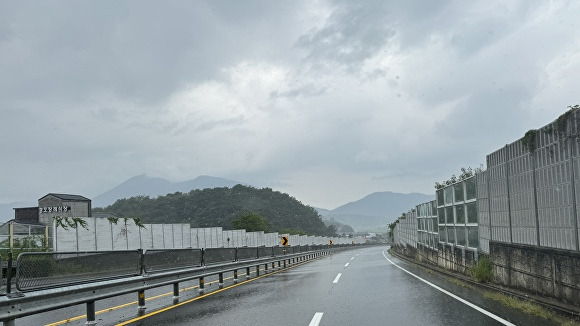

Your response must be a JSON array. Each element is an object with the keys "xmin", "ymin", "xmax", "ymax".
[{"xmin": 471, "ymin": 255, "xmax": 493, "ymax": 283}]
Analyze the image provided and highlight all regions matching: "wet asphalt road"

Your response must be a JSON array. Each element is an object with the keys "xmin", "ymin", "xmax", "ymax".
[{"xmin": 25, "ymin": 246, "xmax": 559, "ymax": 326}]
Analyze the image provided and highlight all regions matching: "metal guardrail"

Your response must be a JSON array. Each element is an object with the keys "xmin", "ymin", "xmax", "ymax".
[{"xmin": 0, "ymin": 244, "xmax": 365, "ymax": 325}]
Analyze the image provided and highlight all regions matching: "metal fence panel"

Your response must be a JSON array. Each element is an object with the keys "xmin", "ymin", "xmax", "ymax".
[
  {"xmin": 287, "ymin": 235, "xmax": 299, "ymax": 246},
  {"xmin": 126, "ymin": 222, "xmax": 142, "ymax": 250},
  {"xmin": 257, "ymin": 246, "xmax": 272, "ymax": 258},
  {"xmin": 273, "ymin": 246, "xmax": 289, "ymax": 256},
  {"xmin": 264, "ymin": 233, "xmax": 279, "ymax": 247},
  {"xmin": 16, "ymin": 251, "xmax": 141, "ymax": 291},
  {"xmin": 506, "ymin": 141, "xmax": 538, "ymax": 246},
  {"xmin": 182, "ymin": 225, "xmax": 191, "ymax": 248},
  {"xmin": 203, "ymin": 248, "xmax": 235, "ymax": 265},
  {"xmin": 54, "ymin": 221, "xmax": 78, "ymax": 252},
  {"xmin": 163, "ymin": 224, "xmax": 174, "ymax": 249},
  {"xmin": 246, "ymin": 231, "xmax": 264, "ymax": 247},
  {"xmin": 151, "ymin": 224, "xmax": 164, "ymax": 249},
  {"xmin": 487, "ymin": 147, "xmax": 512, "ymax": 243},
  {"xmin": 173, "ymin": 224, "xmax": 183, "ymax": 249},
  {"xmin": 190, "ymin": 228, "xmax": 202, "ymax": 249},
  {"xmin": 575, "ymin": 157, "xmax": 580, "ymax": 250},
  {"xmin": 534, "ymin": 127, "xmax": 576, "ymax": 250},
  {"xmin": 476, "ymin": 171, "xmax": 491, "ymax": 253},
  {"xmin": 111, "ymin": 222, "xmax": 129, "ymax": 250},
  {"xmin": 143, "ymin": 249, "xmax": 202, "ymax": 273},
  {"xmin": 223, "ymin": 230, "xmax": 245, "ymax": 248},
  {"xmin": 95, "ymin": 218, "xmax": 113, "ymax": 251},
  {"xmin": 77, "ymin": 220, "xmax": 96, "ymax": 251},
  {"xmin": 139, "ymin": 224, "xmax": 154, "ymax": 250},
  {"xmin": 237, "ymin": 247, "xmax": 258, "ymax": 260}
]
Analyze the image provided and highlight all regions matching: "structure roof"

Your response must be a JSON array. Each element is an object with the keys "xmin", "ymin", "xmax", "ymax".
[{"xmin": 39, "ymin": 193, "xmax": 91, "ymax": 202}]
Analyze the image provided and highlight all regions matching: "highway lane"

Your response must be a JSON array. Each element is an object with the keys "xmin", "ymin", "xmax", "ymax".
[
  {"xmin": 21, "ymin": 246, "xmax": 560, "ymax": 325},
  {"xmin": 114, "ymin": 246, "xmax": 557, "ymax": 326}
]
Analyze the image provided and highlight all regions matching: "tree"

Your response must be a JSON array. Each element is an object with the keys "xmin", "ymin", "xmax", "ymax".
[
  {"xmin": 279, "ymin": 227, "xmax": 306, "ymax": 235},
  {"xmin": 325, "ymin": 224, "xmax": 338, "ymax": 237},
  {"xmin": 232, "ymin": 213, "xmax": 270, "ymax": 232}
]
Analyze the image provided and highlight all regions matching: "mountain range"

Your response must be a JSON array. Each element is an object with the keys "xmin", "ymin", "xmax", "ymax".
[
  {"xmin": 1, "ymin": 174, "xmax": 434, "ymax": 232},
  {"xmin": 316, "ymin": 191, "xmax": 434, "ymax": 232}
]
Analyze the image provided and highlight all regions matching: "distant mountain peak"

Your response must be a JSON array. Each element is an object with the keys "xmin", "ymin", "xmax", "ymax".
[
  {"xmin": 92, "ymin": 174, "xmax": 245, "ymax": 208},
  {"xmin": 318, "ymin": 191, "xmax": 434, "ymax": 231}
]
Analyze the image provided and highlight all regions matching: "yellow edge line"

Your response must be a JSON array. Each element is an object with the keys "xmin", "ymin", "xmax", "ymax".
[
  {"xmin": 116, "ymin": 259, "xmax": 316, "ymax": 326},
  {"xmin": 44, "ymin": 275, "xmax": 244, "ymax": 326}
]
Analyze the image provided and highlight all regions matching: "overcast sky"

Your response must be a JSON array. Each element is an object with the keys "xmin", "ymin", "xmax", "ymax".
[{"xmin": 1, "ymin": 1, "xmax": 579, "ymax": 209}]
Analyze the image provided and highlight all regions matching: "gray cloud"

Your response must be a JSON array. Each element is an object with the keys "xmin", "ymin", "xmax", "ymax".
[{"xmin": 1, "ymin": 0, "xmax": 579, "ymax": 210}]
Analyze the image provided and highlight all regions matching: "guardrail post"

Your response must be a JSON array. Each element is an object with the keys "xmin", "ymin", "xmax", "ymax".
[
  {"xmin": 199, "ymin": 277, "xmax": 205, "ymax": 295},
  {"xmin": 218, "ymin": 273, "xmax": 224, "ymax": 289},
  {"xmin": 138, "ymin": 249, "xmax": 145, "ymax": 275},
  {"xmin": 173, "ymin": 283, "xmax": 180, "ymax": 304},
  {"xmin": 264, "ymin": 263, "xmax": 268, "ymax": 273},
  {"xmin": 256, "ymin": 265, "xmax": 260, "ymax": 276},
  {"xmin": 283, "ymin": 259, "xmax": 287, "ymax": 268},
  {"xmin": 6, "ymin": 253, "xmax": 13, "ymax": 294},
  {"xmin": 246, "ymin": 266, "xmax": 251, "ymax": 279},
  {"xmin": 277, "ymin": 261, "xmax": 281, "ymax": 269},
  {"xmin": 138, "ymin": 290, "xmax": 146, "ymax": 315},
  {"xmin": 271, "ymin": 262, "xmax": 275, "ymax": 270},
  {"xmin": 234, "ymin": 269, "xmax": 239, "ymax": 283},
  {"xmin": 86, "ymin": 301, "xmax": 96, "ymax": 325}
]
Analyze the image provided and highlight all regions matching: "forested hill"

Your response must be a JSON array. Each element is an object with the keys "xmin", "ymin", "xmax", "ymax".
[{"xmin": 92, "ymin": 185, "xmax": 335, "ymax": 236}]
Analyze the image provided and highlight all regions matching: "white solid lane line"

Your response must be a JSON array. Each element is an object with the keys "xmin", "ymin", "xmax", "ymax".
[
  {"xmin": 333, "ymin": 273, "xmax": 342, "ymax": 284},
  {"xmin": 309, "ymin": 312, "xmax": 324, "ymax": 326},
  {"xmin": 382, "ymin": 250, "xmax": 516, "ymax": 326},
  {"xmin": 345, "ymin": 262, "xmax": 349, "ymax": 267}
]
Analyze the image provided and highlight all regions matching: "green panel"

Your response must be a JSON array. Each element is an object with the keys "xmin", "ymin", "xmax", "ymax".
[
  {"xmin": 467, "ymin": 202, "xmax": 478, "ymax": 223},
  {"xmin": 437, "ymin": 190, "xmax": 444, "ymax": 206},
  {"xmin": 468, "ymin": 226, "xmax": 479, "ymax": 248},
  {"xmin": 454, "ymin": 183, "xmax": 464, "ymax": 202},
  {"xmin": 445, "ymin": 206, "xmax": 454, "ymax": 224},
  {"xmin": 444, "ymin": 187, "xmax": 453, "ymax": 205},
  {"xmin": 456, "ymin": 226, "xmax": 466, "ymax": 246},
  {"xmin": 438, "ymin": 208, "xmax": 445, "ymax": 224},
  {"xmin": 447, "ymin": 226, "xmax": 455, "ymax": 244},
  {"xmin": 465, "ymin": 178, "xmax": 476, "ymax": 200},
  {"xmin": 455, "ymin": 205, "xmax": 465, "ymax": 224}
]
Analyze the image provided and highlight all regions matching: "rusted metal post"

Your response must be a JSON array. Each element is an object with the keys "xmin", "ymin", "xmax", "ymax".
[
  {"xmin": 199, "ymin": 277, "xmax": 205, "ymax": 294},
  {"xmin": 138, "ymin": 290, "xmax": 146, "ymax": 314}
]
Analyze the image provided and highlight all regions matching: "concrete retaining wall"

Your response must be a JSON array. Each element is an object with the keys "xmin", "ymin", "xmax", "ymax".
[{"xmin": 490, "ymin": 241, "xmax": 580, "ymax": 305}]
